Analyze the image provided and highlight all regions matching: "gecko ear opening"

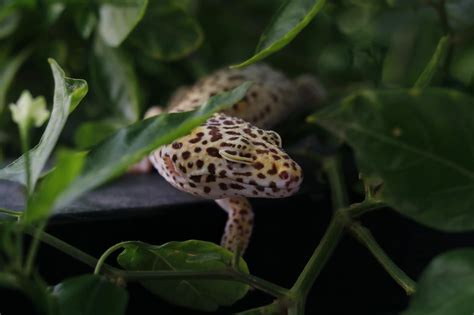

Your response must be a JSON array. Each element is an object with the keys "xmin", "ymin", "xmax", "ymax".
[{"xmin": 220, "ymin": 149, "xmax": 253, "ymax": 164}]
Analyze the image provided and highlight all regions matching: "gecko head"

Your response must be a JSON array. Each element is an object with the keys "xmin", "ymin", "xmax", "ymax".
[{"xmin": 151, "ymin": 113, "xmax": 303, "ymax": 199}]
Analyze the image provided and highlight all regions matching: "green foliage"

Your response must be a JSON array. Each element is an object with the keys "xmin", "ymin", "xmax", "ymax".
[
  {"xmin": 97, "ymin": 0, "xmax": 148, "ymax": 47},
  {"xmin": 91, "ymin": 37, "xmax": 141, "ymax": 123},
  {"xmin": 23, "ymin": 150, "xmax": 85, "ymax": 225},
  {"xmin": 0, "ymin": 272, "xmax": 58, "ymax": 315},
  {"xmin": 117, "ymin": 240, "xmax": 250, "ymax": 311},
  {"xmin": 0, "ymin": 59, "xmax": 87, "ymax": 190},
  {"xmin": 233, "ymin": 0, "xmax": 326, "ymax": 68},
  {"xmin": 402, "ymin": 249, "xmax": 474, "ymax": 315},
  {"xmin": 310, "ymin": 89, "xmax": 474, "ymax": 232},
  {"xmin": 53, "ymin": 274, "xmax": 128, "ymax": 315},
  {"xmin": 0, "ymin": 48, "xmax": 30, "ymax": 114},
  {"xmin": 130, "ymin": 0, "xmax": 204, "ymax": 61}
]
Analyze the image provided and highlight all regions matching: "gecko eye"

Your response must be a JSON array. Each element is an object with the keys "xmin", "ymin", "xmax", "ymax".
[
  {"xmin": 263, "ymin": 130, "xmax": 282, "ymax": 147},
  {"xmin": 220, "ymin": 149, "xmax": 253, "ymax": 164}
]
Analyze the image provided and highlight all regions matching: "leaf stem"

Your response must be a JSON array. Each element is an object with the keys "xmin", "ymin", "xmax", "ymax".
[
  {"xmin": 290, "ymin": 209, "xmax": 347, "ymax": 296},
  {"xmin": 323, "ymin": 156, "xmax": 348, "ymax": 210},
  {"xmin": 290, "ymin": 200, "xmax": 387, "ymax": 298},
  {"xmin": 23, "ymin": 226, "xmax": 115, "ymax": 274},
  {"xmin": 349, "ymin": 222, "xmax": 416, "ymax": 295},
  {"xmin": 94, "ymin": 241, "xmax": 141, "ymax": 275},
  {"xmin": 19, "ymin": 126, "xmax": 32, "ymax": 195},
  {"xmin": 117, "ymin": 268, "xmax": 290, "ymax": 298},
  {"xmin": 0, "ymin": 207, "xmax": 22, "ymax": 217},
  {"xmin": 24, "ymin": 221, "xmax": 45, "ymax": 275}
]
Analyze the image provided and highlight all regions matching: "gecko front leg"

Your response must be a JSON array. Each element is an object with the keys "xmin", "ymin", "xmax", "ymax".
[{"xmin": 215, "ymin": 197, "xmax": 254, "ymax": 253}]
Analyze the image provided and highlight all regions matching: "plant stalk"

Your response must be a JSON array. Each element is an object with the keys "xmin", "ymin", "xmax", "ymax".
[
  {"xmin": 118, "ymin": 268, "xmax": 289, "ymax": 298},
  {"xmin": 349, "ymin": 222, "xmax": 416, "ymax": 295},
  {"xmin": 24, "ymin": 221, "xmax": 45, "ymax": 275},
  {"xmin": 323, "ymin": 156, "xmax": 348, "ymax": 211},
  {"xmin": 290, "ymin": 210, "xmax": 347, "ymax": 296},
  {"xmin": 23, "ymin": 227, "xmax": 115, "ymax": 274},
  {"xmin": 94, "ymin": 241, "xmax": 140, "ymax": 275}
]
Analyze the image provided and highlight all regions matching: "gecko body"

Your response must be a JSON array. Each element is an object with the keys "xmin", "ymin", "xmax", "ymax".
[{"xmin": 148, "ymin": 64, "xmax": 320, "ymax": 252}]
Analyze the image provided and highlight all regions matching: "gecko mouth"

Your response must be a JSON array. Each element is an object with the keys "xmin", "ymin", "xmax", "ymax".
[{"xmin": 223, "ymin": 176, "xmax": 302, "ymax": 197}]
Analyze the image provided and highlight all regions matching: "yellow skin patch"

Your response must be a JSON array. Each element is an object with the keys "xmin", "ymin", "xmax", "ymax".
[{"xmin": 149, "ymin": 64, "xmax": 315, "ymax": 253}]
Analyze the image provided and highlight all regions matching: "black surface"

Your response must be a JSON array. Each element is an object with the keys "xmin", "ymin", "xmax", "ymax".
[{"xmin": 0, "ymin": 173, "xmax": 207, "ymax": 221}]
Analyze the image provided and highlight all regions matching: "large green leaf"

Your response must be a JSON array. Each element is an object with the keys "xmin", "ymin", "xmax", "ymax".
[
  {"xmin": 117, "ymin": 240, "xmax": 250, "ymax": 311},
  {"xmin": 0, "ymin": 59, "xmax": 88, "ymax": 191},
  {"xmin": 310, "ymin": 89, "xmax": 474, "ymax": 231},
  {"xmin": 130, "ymin": 0, "xmax": 203, "ymax": 61},
  {"xmin": 91, "ymin": 37, "xmax": 141, "ymax": 122},
  {"xmin": 402, "ymin": 249, "xmax": 474, "ymax": 315},
  {"xmin": 232, "ymin": 0, "xmax": 326, "ymax": 68},
  {"xmin": 53, "ymin": 274, "xmax": 128, "ymax": 315},
  {"xmin": 55, "ymin": 82, "xmax": 251, "ymax": 210},
  {"xmin": 23, "ymin": 150, "xmax": 85, "ymax": 225},
  {"xmin": 98, "ymin": 0, "xmax": 148, "ymax": 47}
]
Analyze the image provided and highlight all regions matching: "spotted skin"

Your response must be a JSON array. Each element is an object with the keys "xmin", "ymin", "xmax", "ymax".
[
  {"xmin": 148, "ymin": 64, "xmax": 318, "ymax": 253},
  {"xmin": 216, "ymin": 197, "xmax": 254, "ymax": 253}
]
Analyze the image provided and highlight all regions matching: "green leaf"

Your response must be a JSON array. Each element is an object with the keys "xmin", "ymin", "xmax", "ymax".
[
  {"xmin": 56, "ymin": 82, "xmax": 252, "ymax": 209},
  {"xmin": 445, "ymin": 0, "xmax": 474, "ymax": 31},
  {"xmin": 310, "ymin": 89, "xmax": 474, "ymax": 232},
  {"xmin": 130, "ymin": 1, "xmax": 203, "ymax": 61},
  {"xmin": 232, "ymin": 0, "xmax": 326, "ymax": 68},
  {"xmin": 414, "ymin": 36, "xmax": 449, "ymax": 88},
  {"xmin": 74, "ymin": 120, "xmax": 121, "ymax": 150},
  {"xmin": 402, "ymin": 248, "xmax": 474, "ymax": 315},
  {"xmin": 53, "ymin": 274, "xmax": 128, "ymax": 315},
  {"xmin": 117, "ymin": 240, "xmax": 250, "ymax": 311},
  {"xmin": 450, "ymin": 44, "xmax": 474, "ymax": 86},
  {"xmin": 23, "ymin": 150, "xmax": 85, "ymax": 225},
  {"xmin": 0, "ymin": 48, "xmax": 30, "ymax": 114},
  {"xmin": 91, "ymin": 37, "xmax": 141, "ymax": 123},
  {"xmin": 0, "ymin": 59, "xmax": 87, "ymax": 190},
  {"xmin": 74, "ymin": 7, "xmax": 97, "ymax": 39},
  {"xmin": 0, "ymin": 222, "xmax": 20, "ymax": 267},
  {"xmin": 0, "ymin": 9, "xmax": 20, "ymax": 39},
  {"xmin": 98, "ymin": 0, "xmax": 148, "ymax": 47},
  {"xmin": 0, "ymin": 272, "xmax": 58, "ymax": 315}
]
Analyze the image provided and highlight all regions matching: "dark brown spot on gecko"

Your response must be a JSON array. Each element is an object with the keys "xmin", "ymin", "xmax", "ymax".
[
  {"xmin": 182, "ymin": 151, "xmax": 191, "ymax": 160},
  {"xmin": 230, "ymin": 184, "xmax": 245, "ymax": 190},
  {"xmin": 172, "ymin": 142, "xmax": 182, "ymax": 149},
  {"xmin": 267, "ymin": 164, "xmax": 278, "ymax": 175},
  {"xmin": 208, "ymin": 163, "xmax": 216, "ymax": 174},
  {"xmin": 190, "ymin": 175, "xmax": 202, "ymax": 183}
]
